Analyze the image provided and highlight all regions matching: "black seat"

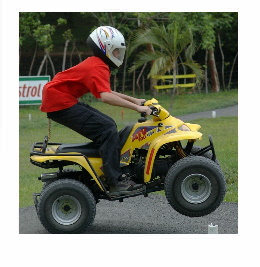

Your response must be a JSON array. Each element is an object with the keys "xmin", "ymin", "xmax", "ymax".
[
  {"xmin": 56, "ymin": 142, "xmax": 100, "ymax": 157},
  {"xmin": 56, "ymin": 124, "xmax": 133, "ymax": 157}
]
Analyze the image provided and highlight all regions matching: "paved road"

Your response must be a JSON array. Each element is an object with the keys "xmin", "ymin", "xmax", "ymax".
[
  {"xmin": 20, "ymin": 195, "xmax": 237, "ymax": 234},
  {"xmin": 177, "ymin": 104, "xmax": 238, "ymax": 121},
  {"xmin": 20, "ymin": 105, "xmax": 238, "ymax": 234}
]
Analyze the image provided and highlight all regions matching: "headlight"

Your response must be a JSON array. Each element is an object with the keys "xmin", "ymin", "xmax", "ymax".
[{"xmin": 178, "ymin": 125, "xmax": 190, "ymax": 131}]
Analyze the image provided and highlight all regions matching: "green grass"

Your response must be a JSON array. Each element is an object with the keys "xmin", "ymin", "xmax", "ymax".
[
  {"xmin": 19, "ymin": 90, "xmax": 238, "ymax": 207},
  {"xmin": 152, "ymin": 89, "xmax": 238, "ymax": 115}
]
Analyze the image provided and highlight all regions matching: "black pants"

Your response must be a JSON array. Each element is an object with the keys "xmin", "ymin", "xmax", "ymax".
[{"xmin": 47, "ymin": 102, "xmax": 122, "ymax": 185}]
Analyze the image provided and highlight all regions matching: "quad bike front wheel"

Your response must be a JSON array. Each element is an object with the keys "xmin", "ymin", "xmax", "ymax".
[
  {"xmin": 164, "ymin": 156, "xmax": 226, "ymax": 217},
  {"xmin": 37, "ymin": 179, "xmax": 96, "ymax": 234}
]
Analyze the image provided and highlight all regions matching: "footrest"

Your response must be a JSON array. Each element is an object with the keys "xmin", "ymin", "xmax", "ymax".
[{"xmin": 108, "ymin": 188, "xmax": 146, "ymax": 201}]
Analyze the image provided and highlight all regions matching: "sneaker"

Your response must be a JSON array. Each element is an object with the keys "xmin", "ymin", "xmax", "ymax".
[
  {"xmin": 121, "ymin": 173, "xmax": 138, "ymax": 186},
  {"xmin": 121, "ymin": 173, "xmax": 144, "ymax": 190},
  {"xmin": 109, "ymin": 176, "xmax": 143, "ymax": 195}
]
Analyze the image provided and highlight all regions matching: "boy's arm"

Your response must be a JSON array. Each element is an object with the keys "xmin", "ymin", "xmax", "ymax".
[
  {"xmin": 111, "ymin": 91, "xmax": 146, "ymax": 106},
  {"xmin": 100, "ymin": 92, "xmax": 151, "ymax": 114}
]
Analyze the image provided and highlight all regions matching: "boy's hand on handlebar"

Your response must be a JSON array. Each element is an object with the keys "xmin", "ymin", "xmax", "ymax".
[
  {"xmin": 137, "ymin": 105, "xmax": 152, "ymax": 115},
  {"xmin": 135, "ymin": 98, "xmax": 147, "ymax": 106}
]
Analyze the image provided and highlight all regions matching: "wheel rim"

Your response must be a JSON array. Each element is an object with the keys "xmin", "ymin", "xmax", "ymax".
[
  {"xmin": 52, "ymin": 195, "xmax": 82, "ymax": 225},
  {"xmin": 181, "ymin": 174, "xmax": 212, "ymax": 204}
]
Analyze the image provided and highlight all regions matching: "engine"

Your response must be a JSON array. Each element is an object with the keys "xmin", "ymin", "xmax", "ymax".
[{"xmin": 121, "ymin": 158, "xmax": 173, "ymax": 184}]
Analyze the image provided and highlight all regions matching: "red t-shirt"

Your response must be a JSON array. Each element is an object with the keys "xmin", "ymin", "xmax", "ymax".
[{"xmin": 40, "ymin": 56, "xmax": 111, "ymax": 112}]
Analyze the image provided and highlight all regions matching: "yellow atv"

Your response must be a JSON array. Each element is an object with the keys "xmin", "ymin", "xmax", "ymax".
[{"xmin": 30, "ymin": 98, "xmax": 226, "ymax": 234}]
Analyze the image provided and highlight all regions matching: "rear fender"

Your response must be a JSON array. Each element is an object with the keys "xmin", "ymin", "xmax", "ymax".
[
  {"xmin": 30, "ymin": 154, "xmax": 104, "ymax": 191},
  {"xmin": 144, "ymin": 131, "xmax": 202, "ymax": 183}
]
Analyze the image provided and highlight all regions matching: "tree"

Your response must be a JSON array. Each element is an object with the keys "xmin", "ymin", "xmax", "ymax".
[
  {"xmin": 33, "ymin": 23, "xmax": 56, "ymax": 76},
  {"xmin": 19, "ymin": 12, "xmax": 45, "ymax": 75},
  {"xmin": 213, "ymin": 12, "xmax": 234, "ymax": 90},
  {"xmin": 19, "ymin": 12, "xmax": 237, "ymax": 92},
  {"xmin": 186, "ymin": 13, "xmax": 220, "ymax": 92},
  {"xmin": 33, "ymin": 17, "xmax": 70, "ymax": 76},
  {"xmin": 184, "ymin": 12, "xmax": 236, "ymax": 92},
  {"xmin": 56, "ymin": 18, "xmax": 74, "ymax": 71},
  {"xmin": 129, "ymin": 21, "xmax": 203, "ymax": 107}
]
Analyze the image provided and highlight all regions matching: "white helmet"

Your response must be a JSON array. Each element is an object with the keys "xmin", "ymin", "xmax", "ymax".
[{"xmin": 87, "ymin": 26, "xmax": 126, "ymax": 68}]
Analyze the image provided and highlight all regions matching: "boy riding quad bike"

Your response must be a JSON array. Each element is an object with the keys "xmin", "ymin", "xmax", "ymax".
[
  {"xmin": 30, "ymin": 98, "xmax": 226, "ymax": 234},
  {"xmin": 40, "ymin": 26, "xmax": 152, "ymax": 195}
]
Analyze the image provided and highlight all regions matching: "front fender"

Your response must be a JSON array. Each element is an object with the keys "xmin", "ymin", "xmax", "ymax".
[{"xmin": 144, "ymin": 131, "xmax": 203, "ymax": 183}]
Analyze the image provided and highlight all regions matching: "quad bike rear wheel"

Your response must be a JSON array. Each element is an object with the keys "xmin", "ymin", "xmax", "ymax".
[
  {"xmin": 164, "ymin": 156, "xmax": 226, "ymax": 217},
  {"xmin": 37, "ymin": 179, "xmax": 96, "ymax": 234}
]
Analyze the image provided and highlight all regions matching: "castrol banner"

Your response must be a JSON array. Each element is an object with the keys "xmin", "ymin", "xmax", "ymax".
[{"xmin": 19, "ymin": 76, "xmax": 50, "ymax": 105}]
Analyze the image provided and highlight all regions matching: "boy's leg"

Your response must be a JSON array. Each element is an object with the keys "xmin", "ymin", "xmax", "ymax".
[{"xmin": 47, "ymin": 103, "xmax": 122, "ymax": 185}]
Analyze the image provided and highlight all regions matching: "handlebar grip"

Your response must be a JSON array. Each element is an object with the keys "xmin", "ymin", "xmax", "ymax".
[{"xmin": 141, "ymin": 112, "xmax": 147, "ymax": 117}]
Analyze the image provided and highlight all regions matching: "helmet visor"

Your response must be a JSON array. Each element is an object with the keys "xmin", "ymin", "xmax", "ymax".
[
  {"xmin": 109, "ymin": 47, "xmax": 125, "ymax": 67},
  {"xmin": 112, "ymin": 48, "xmax": 125, "ymax": 61}
]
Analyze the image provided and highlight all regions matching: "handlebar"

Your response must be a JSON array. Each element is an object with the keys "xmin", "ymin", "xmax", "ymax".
[
  {"xmin": 138, "ymin": 106, "xmax": 159, "ymax": 122},
  {"xmin": 140, "ymin": 101, "xmax": 159, "ymax": 116},
  {"xmin": 141, "ymin": 106, "xmax": 159, "ymax": 117},
  {"xmin": 141, "ymin": 112, "xmax": 147, "ymax": 118},
  {"xmin": 138, "ymin": 98, "xmax": 169, "ymax": 122}
]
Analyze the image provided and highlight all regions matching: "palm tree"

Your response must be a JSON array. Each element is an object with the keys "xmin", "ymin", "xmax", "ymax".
[{"xmin": 129, "ymin": 22, "xmax": 203, "ymax": 108}]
